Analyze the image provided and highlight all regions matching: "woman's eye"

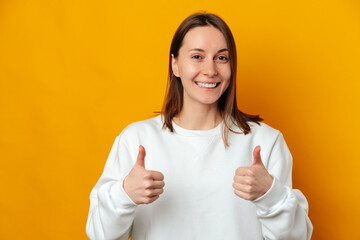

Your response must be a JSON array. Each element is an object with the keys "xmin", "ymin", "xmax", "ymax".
[
  {"xmin": 192, "ymin": 55, "xmax": 202, "ymax": 60},
  {"xmin": 215, "ymin": 55, "xmax": 229, "ymax": 63},
  {"xmin": 218, "ymin": 56, "xmax": 228, "ymax": 61}
]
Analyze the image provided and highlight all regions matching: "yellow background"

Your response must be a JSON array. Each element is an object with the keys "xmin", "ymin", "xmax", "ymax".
[{"xmin": 1, "ymin": 0, "xmax": 359, "ymax": 239}]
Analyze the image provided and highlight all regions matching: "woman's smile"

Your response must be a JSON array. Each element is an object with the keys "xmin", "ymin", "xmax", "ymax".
[{"xmin": 194, "ymin": 81, "xmax": 221, "ymax": 88}]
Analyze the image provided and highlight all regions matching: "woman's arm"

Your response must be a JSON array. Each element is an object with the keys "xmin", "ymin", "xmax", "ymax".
[
  {"xmin": 86, "ymin": 136, "xmax": 137, "ymax": 240},
  {"xmin": 233, "ymin": 132, "xmax": 313, "ymax": 239},
  {"xmin": 253, "ymin": 133, "xmax": 313, "ymax": 240}
]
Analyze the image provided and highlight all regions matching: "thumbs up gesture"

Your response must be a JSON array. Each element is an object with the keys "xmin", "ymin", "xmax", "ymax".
[
  {"xmin": 123, "ymin": 145, "xmax": 165, "ymax": 204},
  {"xmin": 233, "ymin": 146, "xmax": 273, "ymax": 200}
]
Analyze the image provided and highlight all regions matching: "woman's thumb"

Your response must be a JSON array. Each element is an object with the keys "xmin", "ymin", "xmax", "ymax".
[
  {"xmin": 252, "ymin": 145, "xmax": 263, "ymax": 166},
  {"xmin": 135, "ymin": 145, "xmax": 146, "ymax": 168}
]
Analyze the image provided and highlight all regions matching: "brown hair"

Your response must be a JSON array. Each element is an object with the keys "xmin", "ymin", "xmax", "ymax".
[{"xmin": 161, "ymin": 12, "xmax": 263, "ymax": 147}]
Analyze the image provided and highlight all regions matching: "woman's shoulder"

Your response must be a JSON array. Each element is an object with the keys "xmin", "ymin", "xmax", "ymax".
[
  {"xmin": 117, "ymin": 115, "xmax": 163, "ymax": 140},
  {"xmin": 228, "ymin": 121, "xmax": 285, "ymax": 151},
  {"xmin": 248, "ymin": 121, "xmax": 281, "ymax": 136},
  {"xmin": 124, "ymin": 115, "xmax": 162, "ymax": 130}
]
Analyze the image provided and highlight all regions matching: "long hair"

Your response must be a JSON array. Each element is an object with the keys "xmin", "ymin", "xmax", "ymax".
[{"xmin": 161, "ymin": 12, "xmax": 263, "ymax": 147}]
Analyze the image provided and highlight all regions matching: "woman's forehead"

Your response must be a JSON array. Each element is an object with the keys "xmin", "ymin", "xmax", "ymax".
[{"xmin": 181, "ymin": 26, "xmax": 228, "ymax": 51}]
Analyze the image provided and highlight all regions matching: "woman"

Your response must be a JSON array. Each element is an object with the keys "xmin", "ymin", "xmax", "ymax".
[{"xmin": 86, "ymin": 13, "xmax": 313, "ymax": 240}]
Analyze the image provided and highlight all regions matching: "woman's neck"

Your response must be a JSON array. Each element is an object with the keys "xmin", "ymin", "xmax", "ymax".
[{"xmin": 173, "ymin": 103, "xmax": 222, "ymax": 130}]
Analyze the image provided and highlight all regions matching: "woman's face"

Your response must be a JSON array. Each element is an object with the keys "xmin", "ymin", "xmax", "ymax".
[{"xmin": 172, "ymin": 26, "xmax": 231, "ymax": 109}]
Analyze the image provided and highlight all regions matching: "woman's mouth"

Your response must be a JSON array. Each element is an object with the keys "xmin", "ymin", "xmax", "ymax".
[{"xmin": 195, "ymin": 82, "xmax": 220, "ymax": 88}]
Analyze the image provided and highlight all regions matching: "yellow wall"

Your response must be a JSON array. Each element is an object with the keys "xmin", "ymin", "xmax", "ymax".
[{"xmin": 0, "ymin": 0, "xmax": 359, "ymax": 239}]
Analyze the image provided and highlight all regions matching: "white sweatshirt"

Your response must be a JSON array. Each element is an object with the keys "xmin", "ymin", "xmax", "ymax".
[{"xmin": 86, "ymin": 115, "xmax": 313, "ymax": 240}]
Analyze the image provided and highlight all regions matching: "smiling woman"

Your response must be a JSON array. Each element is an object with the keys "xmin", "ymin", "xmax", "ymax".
[
  {"xmin": 171, "ymin": 26, "xmax": 231, "ymax": 119},
  {"xmin": 163, "ymin": 13, "xmax": 265, "ymax": 145},
  {"xmin": 86, "ymin": 12, "xmax": 313, "ymax": 240}
]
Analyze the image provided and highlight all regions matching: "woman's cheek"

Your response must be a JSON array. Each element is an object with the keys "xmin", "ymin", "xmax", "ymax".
[{"xmin": 184, "ymin": 65, "xmax": 201, "ymax": 80}]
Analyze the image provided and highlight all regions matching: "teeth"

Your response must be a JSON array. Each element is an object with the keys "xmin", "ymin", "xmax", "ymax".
[{"xmin": 196, "ymin": 82, "xmax": 218, "ymax": 88}]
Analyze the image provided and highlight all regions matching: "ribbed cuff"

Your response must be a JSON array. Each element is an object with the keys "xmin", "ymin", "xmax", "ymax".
[
  {"xmin": 252, "ymin": 177, "xmax": 288, "ymax": 212},
  {"xmin": 110, "ymin": 177, "xmax": 137, "ymax": 209}
]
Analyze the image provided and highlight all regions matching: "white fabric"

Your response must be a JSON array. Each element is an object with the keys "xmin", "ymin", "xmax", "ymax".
[{"xmin": 86, "ymin": 115, "xmax": 313, "ymax": 240}]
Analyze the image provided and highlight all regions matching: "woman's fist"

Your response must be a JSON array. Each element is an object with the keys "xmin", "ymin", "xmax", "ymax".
[
  {"xmin": 233, "ymin": 146, "xmax": 273, "ymax": 201},
  {"xmin": 123, "ymin": 145, "xmax": 165, "ymax": 204}
]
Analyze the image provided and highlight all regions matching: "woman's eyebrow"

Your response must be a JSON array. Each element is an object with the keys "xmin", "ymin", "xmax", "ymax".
[
  {"xmin": 217, "ymin": 48, "xmax": 229, "ymax": 53},
  {"xmin": 189, "ymin": 48, "xmax": 229, "ymax": 53},
  {"xmin": 189, "ymin": 48, "xmax": 205, "ymax": 52}
]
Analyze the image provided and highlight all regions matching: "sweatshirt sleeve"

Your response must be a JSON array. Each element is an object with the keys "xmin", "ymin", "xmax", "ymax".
[
  {"xmin": 252, "ymin": 133, "xmax": 313, "ymax": 240},
  {"xmin": 86, "ymin": 135, "xmax": 137, "ymax": 240}
]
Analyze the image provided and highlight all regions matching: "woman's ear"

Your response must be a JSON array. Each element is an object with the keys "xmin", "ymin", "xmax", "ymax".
[{"xmin": 171, "ymin": 54, "xmax": 179, "ymax": 77}]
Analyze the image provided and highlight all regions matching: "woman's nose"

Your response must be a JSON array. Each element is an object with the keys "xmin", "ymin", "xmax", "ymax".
[{"xmin": 202, "ymin": 59, "xmax": 218, "ymax": 77}]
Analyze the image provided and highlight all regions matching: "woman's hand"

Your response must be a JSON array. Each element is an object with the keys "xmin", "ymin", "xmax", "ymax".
[
  {"xmin": 123, "ymin": 145, "xmax": 165, "ymax": 204},
  {"xmin": 233, "ymin": 146, "xmax": 273, "ymax": 201}
]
